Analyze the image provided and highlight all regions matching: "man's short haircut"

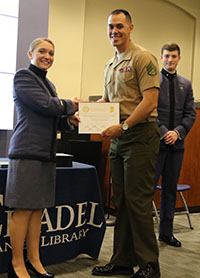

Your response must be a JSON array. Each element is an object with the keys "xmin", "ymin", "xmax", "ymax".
[
  {"xmin": 161, "ymin": 43, "xmax": 180, "ymax": 56},
  {"xmin": 109, "ymin": 9, "xmax": 132, "ymax": 23}
]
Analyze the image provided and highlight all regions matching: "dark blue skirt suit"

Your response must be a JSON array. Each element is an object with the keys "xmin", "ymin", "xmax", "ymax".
[{"xmin": 5, "ymin": 64, "xmax": 75, "ymax": 209}]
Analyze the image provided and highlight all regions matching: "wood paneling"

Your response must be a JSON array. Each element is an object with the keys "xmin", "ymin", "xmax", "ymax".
[
  {"xmin": 155, "ymin": 109, "xmax": 200, "ymax": 209},
  {"xmin": 92, "ymin": 109, "xmax": 200, "ymax": 210},
  {"xmin": 90, "ymin": 134, "xmax": 111, "ymax": 207}
]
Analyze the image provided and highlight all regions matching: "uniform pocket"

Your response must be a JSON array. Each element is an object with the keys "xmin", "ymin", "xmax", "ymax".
[{"xmin": 117, "ymin": 70, "xmax": 134, "ymax": 83}]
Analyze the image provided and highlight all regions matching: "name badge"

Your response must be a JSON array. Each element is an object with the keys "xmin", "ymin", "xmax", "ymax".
[{"xmin": 179, "ymin": 84, "xmax": 185, "ymax": 91}]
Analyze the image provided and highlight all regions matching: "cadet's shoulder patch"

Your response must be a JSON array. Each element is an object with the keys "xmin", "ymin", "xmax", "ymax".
[{"xmin": 146, "ymin": 61, "xmax": 157, "ymax": 76}]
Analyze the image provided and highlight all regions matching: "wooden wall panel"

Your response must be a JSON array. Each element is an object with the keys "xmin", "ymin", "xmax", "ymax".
[
  {"xmin": 90, "ymin": 134, "xmax": 111, "ymax": 207},
  {"xmin": 155, "ymin": 109, "xmax": 200, "ymax": 209},
  {"xmin": 92, "ymin": 110, "xmax": 200, "ymax": 211}
]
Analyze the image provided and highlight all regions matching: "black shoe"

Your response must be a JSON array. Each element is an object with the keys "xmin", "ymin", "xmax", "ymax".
[
  {"xmin": 159, "ymin": 234, "xmax": 182, "ymax": 247},
  {"xmin": 25, "ymin": 259, "xmax": 55, "ymax": 278},
  {"xmin": 131, "ymin": 264, "xmax": 160, "ymax": 278},
  {"xmin": 8, "ymin": 263, "xmax": 19, "ymax": 278},
  {"xmin": 7, "ymin": 263, "xmax": 31, "ymax": 278},
  {"xmin": 92, "ymin": 263, "xmax": 134, "ymax": 276}
]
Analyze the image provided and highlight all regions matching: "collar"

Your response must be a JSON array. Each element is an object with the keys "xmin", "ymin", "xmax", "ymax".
[
  {"xmin": 161, "ymin": 68, "xmax": 177, "ymax": 79},
  {"xmin": 29, "ymin": 64, "xmax": 47, "ymax": 79},
  {"xmin": 109, "ymin": 41, "xmax": 134, "ymax": 67}
]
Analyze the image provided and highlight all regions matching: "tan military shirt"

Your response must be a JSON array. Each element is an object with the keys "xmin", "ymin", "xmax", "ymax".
[{"xmin": 103, "ymin": 42, "xmax": 160, "ymax": 120}]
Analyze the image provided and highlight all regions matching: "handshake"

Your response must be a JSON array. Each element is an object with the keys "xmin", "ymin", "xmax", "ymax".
[
  {"xmin": 71, "ymin": 96, "xmax": 81, "ymax": 111},
  {"xmin": 69, "ymin": 96, "xmax": 82, "ymax": 127}
]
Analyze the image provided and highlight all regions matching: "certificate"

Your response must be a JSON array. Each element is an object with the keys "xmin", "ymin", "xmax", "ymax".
[{"xmin": 78, "ymin": 102, "xmax": 119, "ymax": 134}]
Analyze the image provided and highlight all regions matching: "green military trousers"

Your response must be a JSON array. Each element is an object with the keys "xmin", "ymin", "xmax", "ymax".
[{"xmin": 109, "ymin": 122, "xmax": 160, "ymax": 269}]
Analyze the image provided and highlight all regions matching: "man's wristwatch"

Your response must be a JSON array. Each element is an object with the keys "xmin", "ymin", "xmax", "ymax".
[{"xmin": 121, "ymin": 121, "xmax": 129, "ymax": 131}]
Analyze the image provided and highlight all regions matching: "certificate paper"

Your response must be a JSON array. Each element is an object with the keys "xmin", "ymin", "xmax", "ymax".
[{"xmin": 79, "ymin": 102, "xmax": 119, "ymax": 134}]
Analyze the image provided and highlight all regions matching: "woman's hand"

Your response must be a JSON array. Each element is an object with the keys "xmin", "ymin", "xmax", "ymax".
[{"xmin": 71, "ymin": 97, "xmax": 80, "ymax": 111}]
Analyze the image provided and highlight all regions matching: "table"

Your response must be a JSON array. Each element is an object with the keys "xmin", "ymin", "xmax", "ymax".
[{"xmin": 0, "ymin": 162, "xmax": 106, "ymax": 274}]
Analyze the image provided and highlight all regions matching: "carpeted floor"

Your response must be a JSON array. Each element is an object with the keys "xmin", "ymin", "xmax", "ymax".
[{"xmin": 1, "ymin": 213, "xmax": 199, "ymax": 278}]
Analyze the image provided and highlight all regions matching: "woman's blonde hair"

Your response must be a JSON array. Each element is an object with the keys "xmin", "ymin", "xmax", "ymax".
[{"xmin": 28, "ymin": 38, "xmax": 55, "ymax": 52}]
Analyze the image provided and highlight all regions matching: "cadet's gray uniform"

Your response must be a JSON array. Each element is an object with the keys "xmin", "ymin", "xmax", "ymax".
[{"xmin": 103, "ymin": 42, "xmax": 160, "ymax": 268}]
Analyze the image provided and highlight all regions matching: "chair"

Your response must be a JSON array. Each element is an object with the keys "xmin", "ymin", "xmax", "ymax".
[
  {"xmin": 152, "ymin": 200, "xmax": 159, "ymax": 224},
  {"xmin": 153, "ymin": 184, "xmax": 193, "ymax": 229}
]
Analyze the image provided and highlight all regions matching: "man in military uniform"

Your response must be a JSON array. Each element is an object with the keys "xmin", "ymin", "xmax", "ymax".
[
  {"xmin": 91, "ymin": 9, "xmax": 160, "ymax": 278},
  {"xmin": 155, "ymin": 43, "xmax": 196, "ymax": 247}
]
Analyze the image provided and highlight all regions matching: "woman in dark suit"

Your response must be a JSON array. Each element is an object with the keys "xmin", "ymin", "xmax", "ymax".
[{"xmin": 5, "ymin": 38, "xmax": 79, "ymax": 278}]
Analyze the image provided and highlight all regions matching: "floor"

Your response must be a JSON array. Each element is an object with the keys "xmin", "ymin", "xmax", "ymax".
[{"xmin": 1, "ymin": 213, "xmax": 199, "ymax": 278}]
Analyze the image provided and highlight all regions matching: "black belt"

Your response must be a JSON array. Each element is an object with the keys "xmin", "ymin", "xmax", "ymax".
[{"xmin": 120, "ymin": 117, "xmax": 156, "ymax": 123}]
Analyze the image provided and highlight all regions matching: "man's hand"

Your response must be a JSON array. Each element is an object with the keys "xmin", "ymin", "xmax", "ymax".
[
  {"xmin": 69, "ymin": 113, "xmax": 80, "ymax": 126},
  {"xmin": 164, "ymin": 130, "xmax": 179, "ymax": 145},
  {"xmin": 101, "ymin": 124, "xmax": 123, "ymax": 139}
]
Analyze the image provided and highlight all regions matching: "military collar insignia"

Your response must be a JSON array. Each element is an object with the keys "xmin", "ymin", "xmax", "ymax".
[{"xmin": 161, "ymin": 68, "xmax": 177, "ymax": 79}]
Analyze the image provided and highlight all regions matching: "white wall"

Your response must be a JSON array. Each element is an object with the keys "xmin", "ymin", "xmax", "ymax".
[
  {"xmin": 171, "ymin": 0, "xmax": 200, "ymax": 102},
  {"xmin": 48, "ymin": 0, "xmax": 200, "ymax": 100}
]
